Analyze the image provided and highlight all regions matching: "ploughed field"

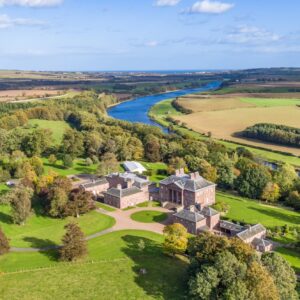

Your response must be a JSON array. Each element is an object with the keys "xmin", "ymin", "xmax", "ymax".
[{"xmin": 174, "ymin": 95, "xmax": 300, "ymax": 156}]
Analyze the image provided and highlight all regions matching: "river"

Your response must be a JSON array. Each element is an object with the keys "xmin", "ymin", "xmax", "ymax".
[{"xmin": 108, "ymin": 81, "xmax": 221, "ymax": 128}]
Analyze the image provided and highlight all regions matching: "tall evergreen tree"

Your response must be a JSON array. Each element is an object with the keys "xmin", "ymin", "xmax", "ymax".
[
  {"xmin": 60, "ymin": 222, "xmax": 87, "ymax": 261},
  {"xmin": 0, "ymin": 227, "xmax": 10, "ymax": 255}
]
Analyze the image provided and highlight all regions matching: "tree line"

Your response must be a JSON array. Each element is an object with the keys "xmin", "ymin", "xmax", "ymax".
[{"xmin": 242, "ymin": 123, "xmax": 300, "ymax": 147}]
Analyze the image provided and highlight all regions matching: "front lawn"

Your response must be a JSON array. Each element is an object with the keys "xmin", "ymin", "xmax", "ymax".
[
  {"xmin": 0, "ymin": 230, "xmax": 188, "ymax": 299},
  {"xmin": 95, "ymin": 202, "xmax": 116, "ymax": 212},
  {"xmin": 0, "ymin": 204, "xmax": 115, "ymax": 248},
  {"xmin": 131, "ymin": 210, "xmax": 168, "ymax": 223}
]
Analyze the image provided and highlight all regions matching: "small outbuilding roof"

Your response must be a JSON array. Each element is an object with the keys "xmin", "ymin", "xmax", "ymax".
[
  {"xmin": 237, "ymin": 224, "xmax": 266, "ymax": 241},
  {"xmin": 123, "ymin": 161, "xmax": 147, "ymax": 174},
  {"xmin": 173, "ymin": 209, "xmax": 206, "ymax": 223},
  {"xmin": 81, "ymin": 178, "xmax": 108, "ymax": 189}
]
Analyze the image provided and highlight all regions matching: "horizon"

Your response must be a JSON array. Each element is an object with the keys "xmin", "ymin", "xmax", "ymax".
[{"xmin": 0, "ymin": 0, "xmax": 300, "ymax": 70}]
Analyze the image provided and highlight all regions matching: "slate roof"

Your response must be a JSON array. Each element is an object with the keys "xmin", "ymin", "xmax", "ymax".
[
  {"xmin": 201, "ymin": 207, "xmax": 219, "ymax": 217},
  {"xmin": 220, "ymin": 220, "xmax": 245, "ymax": 232},
  {"xmin": 104, "ymin": 186, "xmax": 142, "ymax": 198},
  {"xmin": 237, "ymin": 224, "xmax": 266, "ymax": 241},
  {"xmin": 160, "ymin": 174, "xmax": 215, "ymax": 192},
  {"xmin": 81, "ymin": 178, "xmax": 108, "ymax": 189},
  {"xmin": 107, "ymin": 172, "xmax": 150, "ymax": 188},
  {"xmin": 173, "ymin": 209, "xmax": 206, "ymax": 223},
  {"xmin": 252, "ymin": 238, "xmax": 272, "ymax": 248}
]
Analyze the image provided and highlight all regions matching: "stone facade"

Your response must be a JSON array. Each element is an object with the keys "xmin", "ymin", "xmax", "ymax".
[
  {"xmin": 159, "ymin": 169, "xmax": 216, "ymax": 208},
  {"xmin": 103, "ymin": 172, "xmax": 152, "ymax": 209},
  {"xmin": 80, "ymin": 179, "xmax": 109, "ymax": 197}
]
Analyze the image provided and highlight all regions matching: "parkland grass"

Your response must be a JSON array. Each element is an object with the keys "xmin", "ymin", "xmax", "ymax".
[
  {"xmin": 0, "ymin": 204, "xmax": 115, "ymax": 248},
  {"xmin": 275, "ymin": 247, "xmax": 300, "ymax": 273},
  {"xmin": 27, "ymin": 119, "xmax": 71, "ymax": 144},
  {"xmin": 0, "ymin": 230, "xmax": 188, "ymax": 300},
  {"xmin": 131, "ymin": 211, "xmax": 168, "ymax": 223},
  {"xmin": 43, "ymin": 158, "xmax": 98, "ymax": 176}
]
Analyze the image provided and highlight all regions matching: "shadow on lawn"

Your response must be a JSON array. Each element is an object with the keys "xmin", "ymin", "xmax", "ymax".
[
  {"xmin": 121, "ymin": 235, "xmax": 188, "ymax": 300},
  {"xmin": 249, "ymin": 207, "xmax": 300, "ymax": 226},
  {"xmin": 0, "ymin": 211, "xmax": 13, "ymax": 224},
  {"xmin": 23, "ymin": 237, "xmax": 60, "ymax": 261}
]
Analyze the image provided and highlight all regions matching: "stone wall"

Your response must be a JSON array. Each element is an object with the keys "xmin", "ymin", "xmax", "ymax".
[
  {"xmin": 206, "ymin": 213, "xmax": 220, "ymax": 230},
  {"xmin": 195, "ymin": 186, "xmax": 216, "ymax": 207},
  {"xmin": 84, "ymin": 183, "xmax": 110, "ymax": 196}
]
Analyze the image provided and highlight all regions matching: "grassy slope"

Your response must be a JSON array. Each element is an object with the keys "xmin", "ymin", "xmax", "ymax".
[
  {"xmin": 275, "ymin": 247, "xmax": 300, "ymax": 273},
  {"xmin": 130, "ymin": 211, "xmax": 167, "ymax": 223},
  {"xmin": 149, "ymin": 99, "xmax": 300, "ymax": 167},
  {"xmin": 43, "ymin": 158, "xmax": 98, "ymax": 176},
  {"xmin": 140, "ymin": 161, "xmax": 168, "ymax": 182},
  {"xmin": 241, "ymin": 97, "xmax": 300, "ymax": 107},
  {"xmin": 0, "ymin": 204, "xmax": 115, "ymax": 248},
  {"xmin": 27, "ymin": 119, "xmax": 71, "ymax": 144},
  {"xmin": 217, "ymin": 192, "xmax": 300, "ymax": 229},
  {"xmin": 0, "ymin": 230, "xmax": 188, "ymax": 300}
]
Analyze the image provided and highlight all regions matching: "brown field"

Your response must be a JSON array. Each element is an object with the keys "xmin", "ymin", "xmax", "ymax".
[
  {"xmin": 177, "ymin": 97, "xmax": 255, "ymax": 112},
  {"xmin": 175, "ymin": 106, "xmax": 300, "ymax": 156},
  {"xmin": 0, "ymin": 89, "xmax": 64, "ymax": 102}
]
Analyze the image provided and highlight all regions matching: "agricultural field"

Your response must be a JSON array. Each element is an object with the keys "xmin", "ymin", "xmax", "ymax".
[
  {"xmin": 0, "ymin": 204, "xmax": 115, "ymax": 248},
  {"xmin": 0, "ymin": 230, "xmax": 187, "ymax": 299},
  {"xmin": 27, "ymin": 119, "xmax": 71, "ymax": 144},
  {"xmin": 173, "ymin": 95, "xmax": 300, "ymax": 156},
  {"xmin": 149, "ymin": 99, "xmax": 300, "ymax": 167}
]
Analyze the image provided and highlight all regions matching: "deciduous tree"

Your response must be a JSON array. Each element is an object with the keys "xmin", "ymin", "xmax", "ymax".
[{"xmin": 163, "ymin": 223, "xmax": 188, "ymax": 256}]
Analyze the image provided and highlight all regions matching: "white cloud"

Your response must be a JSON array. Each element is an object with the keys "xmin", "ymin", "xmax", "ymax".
[
  {"xmin": 144, "ymin": 40, "xmax": 159, "ymax": 47},
  {"xmin": 155, "ymin": 0, "xmax": 181, "ymax": 6},
  {"xmin": 0, "ymin": 14, "xmax": 45, "ymax": 28},
  {"xmin": 187, "ymin": 0, "xmax": 234, "ymax": 14},
  {"xmin": 225, "ymin": 25, "xmax": 281, "ymax": 45},
  {"xmin": 0, "ymin": 0, "xmax": 63, "ymax": 7}
]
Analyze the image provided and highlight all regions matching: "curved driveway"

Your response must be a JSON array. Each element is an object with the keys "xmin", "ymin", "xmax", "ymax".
[{"xmin": 11, "ymin": 206, "xmax": 172, "ymax": 252}]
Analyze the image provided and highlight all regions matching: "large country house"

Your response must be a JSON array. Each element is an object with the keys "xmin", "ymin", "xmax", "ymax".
[
  {"xmin": 78, "ymin": 164, "xmax": 272, "ymax": 252},
  {"xmin": 159, "ymin": 168, "xmax": 216, "ymax": 209}
]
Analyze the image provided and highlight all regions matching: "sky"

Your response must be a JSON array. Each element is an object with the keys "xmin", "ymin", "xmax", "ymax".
[{"xmin": 0, "ymin": 0, "xmax": 299, "ymax": 71}]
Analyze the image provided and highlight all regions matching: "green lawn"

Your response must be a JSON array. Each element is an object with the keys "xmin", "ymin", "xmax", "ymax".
[
  {"xmin": 0, "ymin": 204, "xmax": 115, "ymax": 248},
  {"xmin": 217, "ymin": 192, "xmax": 300, "ymax": 231},
  {"xmin": 131, "ymin": 210, "xmax": 168, "ymax": 223},
  {"xmin": 149, "ymin": 99, "xmax": 300, "ymax": 167},
  {"xmin": 95, "ymin": 202, "xmax": 116, "ymax": 212},
  {"xmin": 241, "ymin": 97, "xmax": 300, "ymax": 107},
  {"xmin": 140, "ymin": 161, "xmax": 168, "ymax": 182},
  {"xmin": 275, "ymin": 247, "xmax": 300, "ymax": 273},
  {"xmin": 137, "ymin": 201, "xmax": 161, "ymax": 208},
  {"xmin": 0, "ymin": 230, "xmax": 188, "ymax": 299},
  {"xmin": 27, "ymin": 119, "xmax": 71, "ymax": 144},
  {"xmin": 0, "ymin": 183, "xmax": 9, "ymax": 196},
  {"xmin": 43, "ymin": 158, "xmax": 98, "ymax": 176}
]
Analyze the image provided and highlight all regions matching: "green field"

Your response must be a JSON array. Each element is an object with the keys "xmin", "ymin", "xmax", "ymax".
[
  {"xmin": 27, "ymin": 119, "xmax": 71, "ymax": 144},
  {"xmin": 140, "ymin": 161, "xmax": 168, "ymax": 182},
  {"xmin": 0, "ymin": 204, "xmax": 115, "ymax": 248},
  {"xmin": 43, "ymin": 158, "xmax": 98, "ymax": 176},
  {"xmin": 149, "ymin": 99, "xmax": 300, "ymax": 167},
  {"xmin": 275, "ymin": 247, "xmax": 300, "ymax": 273},
  {"xmin": 0, "ymin": 183, "xmax": 9, "ymax": 195},
  {"xmin": 241, "ymin": 97, "xmax": 300, "ymax": 107},
  {"xmin": 0, "ymin": 230, "xmax": 187, "ymax": 299},
  {"xmin": 131, "ymin": 210, "xmax": 168, "ymax": 223},
  {"xmin": 217, "ymin": 192, "xmax": 300, "ymax": 229}
]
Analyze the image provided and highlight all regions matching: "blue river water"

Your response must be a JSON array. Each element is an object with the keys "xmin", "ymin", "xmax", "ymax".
[{"xmin": 108, "ymin": 81, "xmax": 221, "ymax": 128}]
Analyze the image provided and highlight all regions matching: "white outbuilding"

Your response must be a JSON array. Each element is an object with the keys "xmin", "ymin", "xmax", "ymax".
[{"xmin": 123, "ymin": 161, "xmax": 147, "ymax": 174}]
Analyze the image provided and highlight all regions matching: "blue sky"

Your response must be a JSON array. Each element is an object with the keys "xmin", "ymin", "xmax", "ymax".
[{"xmin": 0, "ymin": 0, "xmax": 299, "ymax": 71}]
